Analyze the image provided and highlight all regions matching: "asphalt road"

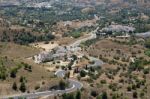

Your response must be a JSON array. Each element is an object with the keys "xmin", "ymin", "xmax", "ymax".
[
  {"xmin": 55, "ymin": 70, "xmax": 83, "ymax": 90},
  {"xmin": 1, "ymin": 27, "xmax": 102, "ymax": 99},
  {"xmin": 88, "ymin": 56, "xmax": 104, "ymax": 67},
  {"xmin": 2, "ymin": 70, "xmax": 83, "ymax": 99},
  {"xmin": 67, "ymin": 27, "xmax": 103, "ymax": 68},
  {"xmin": 68, "ymin": 27, "xmax": 98, "ymax": 48}
]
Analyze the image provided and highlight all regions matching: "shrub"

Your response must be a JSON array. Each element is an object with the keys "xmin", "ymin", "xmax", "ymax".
[
  {"xmin": 62, "ymin": 93, "xmax": 75, "ymax": 99},
  {"xmin": 145, "ymin": 50, "xmax": 150, "ymax": 57},
  {"xmin": 133, "ymin": 91, "xmax": 138, "ymax": 98},
  {"xmin": 100, "ymin": 80, "xmax": 107, "ymax": 84},
  {"xmin": 145, "ymin": 39, "xmax": 150, "ymax": 48},
  {"xmin": 80, "ymin": 70, "xmax": 87, "ymax": 77},
  {"xmin": 140, "ymin": 92, "xmax": 144, "ymax": 98},
  {"xmin": 132, "ymin": 84, "xmax": 136, "ymax": 90},
  {"xmin": 143, "ymin": 68, "xmax": 150, "ymax": 74},
  {"xmin": 109, "ymin": 83, "xmax": 117, "ymax": 91},
  {"xmin": 101, "ymin": 92, "xmax": 108, "ymax": 99},
  {"xmin": 127, "ymin": 86, "xmax": 132, "ymax": 91},
  {"xmin": 91, "ymin": 90, "xmax": 98, "ymax": 97}
]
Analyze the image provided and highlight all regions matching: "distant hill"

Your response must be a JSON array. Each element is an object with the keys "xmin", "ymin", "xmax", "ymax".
[{"xmin": 0, "ymin": 0, "xmax": 149, "ymax": 7}]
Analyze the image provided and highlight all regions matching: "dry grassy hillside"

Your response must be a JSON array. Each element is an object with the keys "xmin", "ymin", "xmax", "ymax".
[
  {"xmin": 0, "ymin": 42, "xmax": 60, "ymax": 96},
  {"xmin": 0, "ymin": 42, "xmax": 40, "ymax": 58}
]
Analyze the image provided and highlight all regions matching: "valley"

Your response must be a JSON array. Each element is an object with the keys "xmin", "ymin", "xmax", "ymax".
[{"xmin": 0, "ymin": 0, "xmax": 150, "ymax": 99}]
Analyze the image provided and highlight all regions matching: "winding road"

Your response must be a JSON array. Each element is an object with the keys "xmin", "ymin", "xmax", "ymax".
[
  {"xmin": 2, "ymin": 70, "xmax": 83, "ymax": 99},
  {"xmin": 68, "ymin": 27, "xmax": 98, "ymax": 48},
  {"xmin": 1, "ymin": 27, "xmax": 103, "ymax": 99},
  {"xmin": 87, "ymin": 56, "xmax": 104, "ymax": 67}
]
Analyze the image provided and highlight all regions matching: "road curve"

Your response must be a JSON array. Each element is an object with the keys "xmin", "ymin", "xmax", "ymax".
[
  {"xmin": 1, "ymin": 70, "xmax": 83, "ymax": 99},
  {"xmin": 87, "ymin": 56, "xmax": 104, "ymax": 67},
  {"xmin": 55, "ymin": 70, "xmax": 83, "ymax": 90},
  {"xmin": 1, "ymin": 27, "xmax": 102, "ymax": 99}
]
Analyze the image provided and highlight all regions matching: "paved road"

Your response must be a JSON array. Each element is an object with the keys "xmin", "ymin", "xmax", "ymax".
[
  {"xmin": 88, "ymin": 56, "xmax": 104, "ymax": 67},
  {"xmin": 55, "ymin": 70, "xmax": 83, "ymax": 90},
  {"xmin": 67, "ymin": 27, "xmax": 103, "ymax": 68},
  {"xmin": 68, "ymin": 27, "xmax": 98, "ymax": 48},
  {"xmin": 1, "ymin": 27, "xmax": 102, "ymax": 99},
  {"xmin": 1, "ymin": 70, "xmax": 83, "ymax": 99}
]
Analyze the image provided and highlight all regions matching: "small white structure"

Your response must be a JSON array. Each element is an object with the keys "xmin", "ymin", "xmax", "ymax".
[
  {"xmin": 34, "ymin": 51, "xmax": 53, "ymax": 64},
  {"xmin": 116, "ymin": 33, "xmax": 130, "ymax": 38}
]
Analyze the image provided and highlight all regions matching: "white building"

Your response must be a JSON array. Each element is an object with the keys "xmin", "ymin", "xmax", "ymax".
[{"xmin": 34, "ymin": 51, "xmax": 53, "ymax": 64}]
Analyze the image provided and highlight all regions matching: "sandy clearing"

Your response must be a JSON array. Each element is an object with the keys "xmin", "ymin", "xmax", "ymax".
[{"xmin": 30, "ymin": 41, "xmax": 59, "ymax": 52}]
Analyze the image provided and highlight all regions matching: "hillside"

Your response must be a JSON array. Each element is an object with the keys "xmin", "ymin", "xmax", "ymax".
[
  {"xmin": 0, "ymin": 42, "xmax": 60, "ymax": 96},
  {"xmin": 0, "ymin": 18, "xmax": 55, "ymax": 45},
  {"xmin": 0, "ymin": 0, "xmax": 149, "ymax": 98}
]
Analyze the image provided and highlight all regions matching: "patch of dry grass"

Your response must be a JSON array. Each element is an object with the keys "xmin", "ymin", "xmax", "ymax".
[{"xmin": 0, "ymin": 42, "xmax": 40, "ymax": 59}]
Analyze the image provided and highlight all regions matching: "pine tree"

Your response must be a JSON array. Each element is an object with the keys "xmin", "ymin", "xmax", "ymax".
[
  {"xmin": 75, "ymin": 90, "xmax": 81, "ymax": 99},
  {"xmin": 12, "ymin": 82, "xmax": 17, "ymax": 90},
  {"xmin": 20, "ymin": 76, "xmax": 24, "ymax": 83},
  {"xmin": 59, "ymin": 80, "xmax": 66, "ymax": 90},
  {"xmin": 20, "ymin": 82, "xmax": 26, "ymax": 92}
]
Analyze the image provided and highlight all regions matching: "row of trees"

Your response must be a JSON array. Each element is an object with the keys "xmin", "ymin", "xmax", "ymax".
[
  {"xmin": 13, "ymin": 32, "xmax": 55, "ymax": 45},
  {"xmin": 12, "ymin": 82, "xmax": 26, "ymax": 92},
  {"xmin": 12, "ymin": 76, "xmax": 27, "ymax": 92},
  {"xmin": 0, "ymin": 31, "xmax": 55, "ymax": 45}
]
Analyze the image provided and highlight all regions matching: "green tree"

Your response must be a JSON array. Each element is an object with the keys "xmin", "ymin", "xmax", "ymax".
[
  {"xmin": 12, "ymin": 82, "xmax": 17, "ymax": 90},
  {"xmin": 20, "ymin": 82, "xmax": 26, "ymax": 92},
  {"xmin": 127, "ymin": 86, "xmax": 132, "ymax": 91},
  {"xmin": 91, "ymin": 90, "xmax": 98, "ymax": 97},
  {"xmin": 97, "ymin": 95, "xmax": 102, "ymax": 99},
  {"xmin": 101, "ymin": 92, "xmax": 108, "ymax": 99},
  {"xmin": 10, "ymin": 69, "xmax": 17, "ymax": 78},
  {"xmin": 59, "ymin": 80, "xmax": 66, "ymax": 90},
  {"xmin": 133, "ymin": 91, "xmax": 138, "ymax": 98},
  {"xmin": 145, "ymin": 39, "xmax": 150, "ymax": 48},
  {"xmin": 97, "ymin": 92, "xmax": 109, "ymax": 99},
  {"xmin": 80, "ymin": 70, "xmax": 87, "ymax": 77},
  {"xmin": 143, "ymin": 68, "xmax": 150, "ymax": 74},
  {"xmin": 20, "ymin": 76, "xmax": 24, "ymax": 82},
  {"xmin": 62, "ymin": 93, "xmax": 75, "ymax": 99},
  {"xmin": 112, "ymin": 94, "xmax": 118, "ymax": 99},
  {"xmin": 75, "ymin": 90, "xmax": 81, "ymax": 99}
]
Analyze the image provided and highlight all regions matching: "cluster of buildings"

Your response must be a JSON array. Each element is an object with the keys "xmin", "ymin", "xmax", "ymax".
[
  {"xmin": 34, "ymin": 45, "xmax": 83, "ymax": 64},
  {"xmin": 135, "ymin": 31, "xmax": 150, "ymax": 38},
  {"xmin": 101, "ymin": 25, "xmax": 135, "ymax": 33},
  {"xmin": 34, "ymin": 24, "xmax": 137, "ymax": 64},
  {"xmin": 96, "ymin": 25, "xmax": 135, "ymax": 38}
]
